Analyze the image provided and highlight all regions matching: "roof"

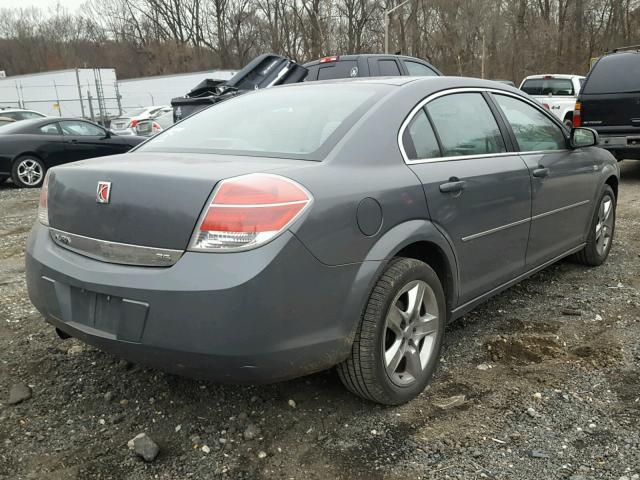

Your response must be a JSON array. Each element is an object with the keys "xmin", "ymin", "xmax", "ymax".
[
  {"xmin": 303, "ymin": 54, "xmax": 436, "ymax": 67},
  {"xmin": 522, "ymin": 74, "xmax": 585, "ymax": 80}
]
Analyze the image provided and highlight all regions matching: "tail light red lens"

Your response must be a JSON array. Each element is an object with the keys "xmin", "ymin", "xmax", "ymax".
[
  {"xmin": 129, "ymin": 119, "xmax": 139, "ymax": 128},
  {"xmin": 189, "ymin": 174, "xmax": 312, "ymax": 251},
  {"xmin": 152, "ymin": 122, "xmax": 161, "ymax": 131},
  {"xmin": 542, "ymin": 103, "xmax": 550, "ymax": 110},
  {"xmin": 319, "ymin": 56, "xmax": 339, "ymax": 63},
  {"xmin": 573, "ymin": 102, "xmax": 582, "ymax": 128},
  {"xmin": 38, "ymin": 171, "xmax": 50, "ymax": 226}
]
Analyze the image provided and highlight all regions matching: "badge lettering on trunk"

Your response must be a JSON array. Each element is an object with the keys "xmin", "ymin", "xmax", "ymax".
[{"xmin": 97, "ymin": 181, "xmax": 111, "ymax": 204}]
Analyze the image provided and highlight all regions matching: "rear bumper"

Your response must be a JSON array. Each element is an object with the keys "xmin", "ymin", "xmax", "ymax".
[
  {"xmin": 26, "ymin": 223, "xmax": 378, "ymax": 382},
  {"xmin": 598, "ymin": 134, "xmax": 640, "ymax": 160}
]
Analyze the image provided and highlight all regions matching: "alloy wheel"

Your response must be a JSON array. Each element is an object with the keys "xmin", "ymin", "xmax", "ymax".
[
  {"xmin": 595, "ymin": 195, "xmax": 614, "ymax": 256},
  {"xmin": 16, "ymin": 159, "xmax": 43, "ymax": 186},
  {"xmin": 383, "ymin": 280, "xmax": 439, "ymax": 387}
]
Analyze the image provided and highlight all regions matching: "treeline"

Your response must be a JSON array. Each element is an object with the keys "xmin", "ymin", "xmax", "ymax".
[{"xmin": 0, "ymin": 0, "xmax": 639, "ymax": 82}]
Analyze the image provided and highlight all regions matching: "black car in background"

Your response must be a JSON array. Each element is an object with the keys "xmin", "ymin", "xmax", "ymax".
[
  {"xmin": 172, "ymin": 53, "xmax": 442, "ymax": 121},
  {"xmin": 0, "ymin": 118, "xmax": 145, "ymax": 188},
  {"xmin": 576, "ymin": 46, "xmax": 640, "ymax": 161},
  {"xmin": 303, "ymin": 54, "xmax": 441, "ymax": 80}
]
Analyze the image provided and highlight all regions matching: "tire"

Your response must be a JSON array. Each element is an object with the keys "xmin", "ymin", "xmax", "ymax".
[
  {"xmin": 573, "ymin": 185, "xmax": 616, "ymax": 266},
  {"xmin": 11, "ymin": 155, "xmax": 46, "ymax": 188},
  {"xmin": 337, "ymin": 257, "xmax": 446, "ymax": 405}
]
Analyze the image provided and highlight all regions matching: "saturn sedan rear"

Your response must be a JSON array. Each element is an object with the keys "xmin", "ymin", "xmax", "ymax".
[{"xmin": 26, "ymin": 77, "xmax": 619, "ymax": 405}]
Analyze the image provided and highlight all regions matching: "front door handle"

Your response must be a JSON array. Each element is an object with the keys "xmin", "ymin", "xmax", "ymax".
[
  {"xmin": 532, "ymin": 166, "xmax": 549, "ymax": 178},
  {"xmin": 439, "ymin": 178, "xmax": 466, "ymax": 193},
  {"xmin": 67, "ymin": 139, "xmax": 79, "ymax": 144}
]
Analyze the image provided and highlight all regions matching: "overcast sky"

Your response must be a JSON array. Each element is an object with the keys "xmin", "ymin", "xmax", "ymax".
[{"xmin": 0, "ymin": 0, "xmax": 86, "ymax": 11}]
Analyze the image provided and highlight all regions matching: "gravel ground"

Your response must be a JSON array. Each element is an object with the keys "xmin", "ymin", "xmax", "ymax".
[{"xmin": 0, "ymin": 162, "xmax": 639, "ymax": 480}]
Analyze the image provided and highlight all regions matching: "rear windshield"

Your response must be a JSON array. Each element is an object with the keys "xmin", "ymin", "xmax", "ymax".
[
  {"xmin": 521, "ymin": 78, "xmax": 574, "ymax": 96},
  {"xmin": 123, "ymin": 108, "xmax": 147, "ymax": 117},
  {"xmin": 137, "ymin": 83, "xmax": 386, "ymax": 160},
  {"xmin": 583, "ymin": 53, "xmax": 640, "ymax": 94}
]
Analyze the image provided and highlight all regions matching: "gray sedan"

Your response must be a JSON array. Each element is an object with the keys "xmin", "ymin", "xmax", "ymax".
[{"xmin": 25, "ymin": 77, "xmax": 619, "ymax": 405}]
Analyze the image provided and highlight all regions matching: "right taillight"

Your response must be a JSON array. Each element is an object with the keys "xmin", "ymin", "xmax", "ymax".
[
  {"xmin": 573, "ymin": 101, "xmax": 582, "ymax": 128},
  {"xmin": 189, "ymin": 174, "xmax": 312, "ymax": 252},
  {"xmin": 38, "ymin": 171, "xmax": 50, "ymax": 226}
]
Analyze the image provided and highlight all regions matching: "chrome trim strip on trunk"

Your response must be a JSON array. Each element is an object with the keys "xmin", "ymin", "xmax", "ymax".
[{"xmin": 49, "ymin": 228, "xmax": 183, "ymax": 267}]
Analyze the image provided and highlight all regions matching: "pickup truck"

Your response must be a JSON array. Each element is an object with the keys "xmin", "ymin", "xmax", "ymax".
[{"xmin": 520, "ymin": 74, "xmax": 585, "ymax": 129}]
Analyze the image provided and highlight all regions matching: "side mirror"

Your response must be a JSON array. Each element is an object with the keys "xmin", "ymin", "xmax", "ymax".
[
  {"xmin": 570, "ymin": 127, "xmax": 598, "ymax": 148},
  {"xmin": 102, "ymin": 129, "xmax": 112, "ymax": 139}
]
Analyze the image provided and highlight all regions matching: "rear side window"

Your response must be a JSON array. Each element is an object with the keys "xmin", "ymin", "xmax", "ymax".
[
  {"xmin": 494, "ymin": 94, "xmax": 566, "ymax": 151},
  {"xmin": 404, "ymin": 61, "xmax": 437, "ymax": 76},
  {"xmin": 317, "ymin": 61, "xmax": 359, "ymax": 80},
  {"xmin": 403, "ymin": 109, "xmax": 440, "ymax": 160},
  {"xmin": 521, "ymin": 78, "xmax": 574, "ymax": 96},
  {"xmin": 139, "ymin": 84, "xmax": 387, "ymax": 160},
  {"xmin": 583, "ymin": 53, "xmax": 640, "ymax": 94},
  {"xmin": 39, "ymin": 123, "xmax": 61, "ymax": 135},
  {"xmin": 426, "ymin": 93, "xmax": 506, "ymax": 157},
  {"xmin": 378, "ymin": 60, "xmax": 401, "ymax": 76}
]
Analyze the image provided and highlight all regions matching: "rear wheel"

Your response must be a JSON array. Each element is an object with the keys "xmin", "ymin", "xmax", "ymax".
[
  {"xmin": 338, "ymin": 257, "xmax": 445, "ymax": 405},
  {"xmin": 573, "ymin": 185, "xmax": 616, "ymax": 266},
  {"xmin": 11, "ymin": 156, "xmax": 45, "ymax": 188}
]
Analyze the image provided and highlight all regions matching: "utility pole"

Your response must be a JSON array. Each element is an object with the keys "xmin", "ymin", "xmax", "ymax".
[
  {"xmin": 385, "ymin": 0, "xmax": 414, "ymax": 54},
  {"xmin": 481, "ymin": 34, "xmax": 486, "ymax": 79}
]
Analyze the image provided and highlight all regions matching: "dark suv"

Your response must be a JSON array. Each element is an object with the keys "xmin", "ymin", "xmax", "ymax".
[
  {"xmin": 304, "ymin": 54, "xmax": 442, "ymax": 80},
  {"xmin": 576, "ymin": 47, "xmax": 640, "ymax": 160}
]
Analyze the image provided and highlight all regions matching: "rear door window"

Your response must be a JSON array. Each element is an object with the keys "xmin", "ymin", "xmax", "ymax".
[
  {"xmin": 378, "ymin": 60, "xmax": 401, "ymax": 76},
  {"xmin": 493, "ymin": 94, "xmax": 566, "ymax": 151},
  {"xmin": 404, "ymin": 61, "xmax": 438, "ymax": 76},
  {"xmin": 521, "ymin": 78, "xmax": 574, "ymax": 96},
  {"xmin": 317, "ymin": 61, "xmax": 359, "ymax": 80},
  {"xmin": 583, "ymin": 53, "xmax": 640, "ymax": 94},
  {"xmin": 426, "ymin": 93, "xmax": 506, "ymax": 157},
  {"xmin": 39, "ymin": 123, "xmax": 61, "ymax": 135}
]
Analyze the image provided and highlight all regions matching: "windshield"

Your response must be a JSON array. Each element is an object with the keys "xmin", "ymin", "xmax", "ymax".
[
  {"xmin": 137, "ymin": 83, "xmax": 386, "ymax": 160},
  {"xmin": 521, "ymin": 78, "xmax": 574, "ymax": 96},
  {"xmin": 583, "ymin": 53, "xmax": 640, "ymax": 94}
]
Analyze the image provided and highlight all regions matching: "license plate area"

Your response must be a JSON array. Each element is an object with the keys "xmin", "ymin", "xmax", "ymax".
[{"xmin": 42, "ymin": 277, "xmax": 149, "ymax": 342}]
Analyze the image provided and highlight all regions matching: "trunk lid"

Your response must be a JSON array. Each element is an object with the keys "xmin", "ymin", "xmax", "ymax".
[{"xmin": 47, "ymin": 152, "xmax": 307, "ymax": 251}]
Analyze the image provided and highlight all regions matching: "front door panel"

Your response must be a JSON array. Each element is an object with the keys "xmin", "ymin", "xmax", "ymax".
[{"xmin": 520, "ymin": 150, "xmax": 598, "ymax": 265}]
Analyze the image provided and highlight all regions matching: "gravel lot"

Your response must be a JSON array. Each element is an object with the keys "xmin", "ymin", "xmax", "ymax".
[{"xmin": 0, "ymin": 162, "xmax": 639, "ymax": 480}]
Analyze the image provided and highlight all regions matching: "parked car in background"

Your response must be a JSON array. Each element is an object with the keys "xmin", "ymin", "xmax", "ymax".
[
  {"xmin": 304, "ymin": 54, "xmax": 442, "ymax": 80},
  {"xmin": 520, "ymin": 74, "xmax": 585, "ymax": 129},
  {"xmin": 134, "ymin": 110, "xmax": 173, "ymax": 137},
  {"xmin": 0, "ymin": 118, "xmax": 145, "ymax": 188},
  {"xmin": 576, "ymin": 46, "xmax": 640, "ymax": 161},
  {"xmin": 172, "ymin": 53, "xmax": 442, "ymax": 121},
  {"xmin": 0, "ymin": 116, "xmax": 16, "ymax": 126},
  {"xmin": 0, "ymin": 108, "xmax": 46, "ymax": 122},
  {"xmin": 109, "ymin": 106, "xmax": 171, "ymax": 136},
  {"xmin": 26, "ymin": 77, "xmax": 618, "ymax": 405}
]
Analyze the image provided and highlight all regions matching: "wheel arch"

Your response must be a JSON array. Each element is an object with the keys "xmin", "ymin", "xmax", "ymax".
[
  {"xmin": 13, "ymin": 151, "xmax": 46, "ymax": 166},
  {"xmin": 605, "ymin": 174, "xmax": 618, "ymax": 199},
  {"xmin": 361, "ymin": 219, "xmax": 459, "ymax": 318}
]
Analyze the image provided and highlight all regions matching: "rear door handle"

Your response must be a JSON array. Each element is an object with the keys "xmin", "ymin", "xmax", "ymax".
[
  {"xmin": 67, "ymin": 139, "xmax": 78, "ymax": 144},
  {"xmin": 439, "ymin": 179, "xmax": 466, "ymax": 193},
  {"xmin": 532, "ymin": 167, "xmax": 549, "ymax": 178}
]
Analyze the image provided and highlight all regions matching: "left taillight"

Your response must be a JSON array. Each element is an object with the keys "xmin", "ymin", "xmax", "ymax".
[
  {"xmin": 189, "ymin": 174, "xmax": 312, "ymax": 252},
  {"xmin": 38, "ymin": 171, "xmax": 50, "ymax": 226}
]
